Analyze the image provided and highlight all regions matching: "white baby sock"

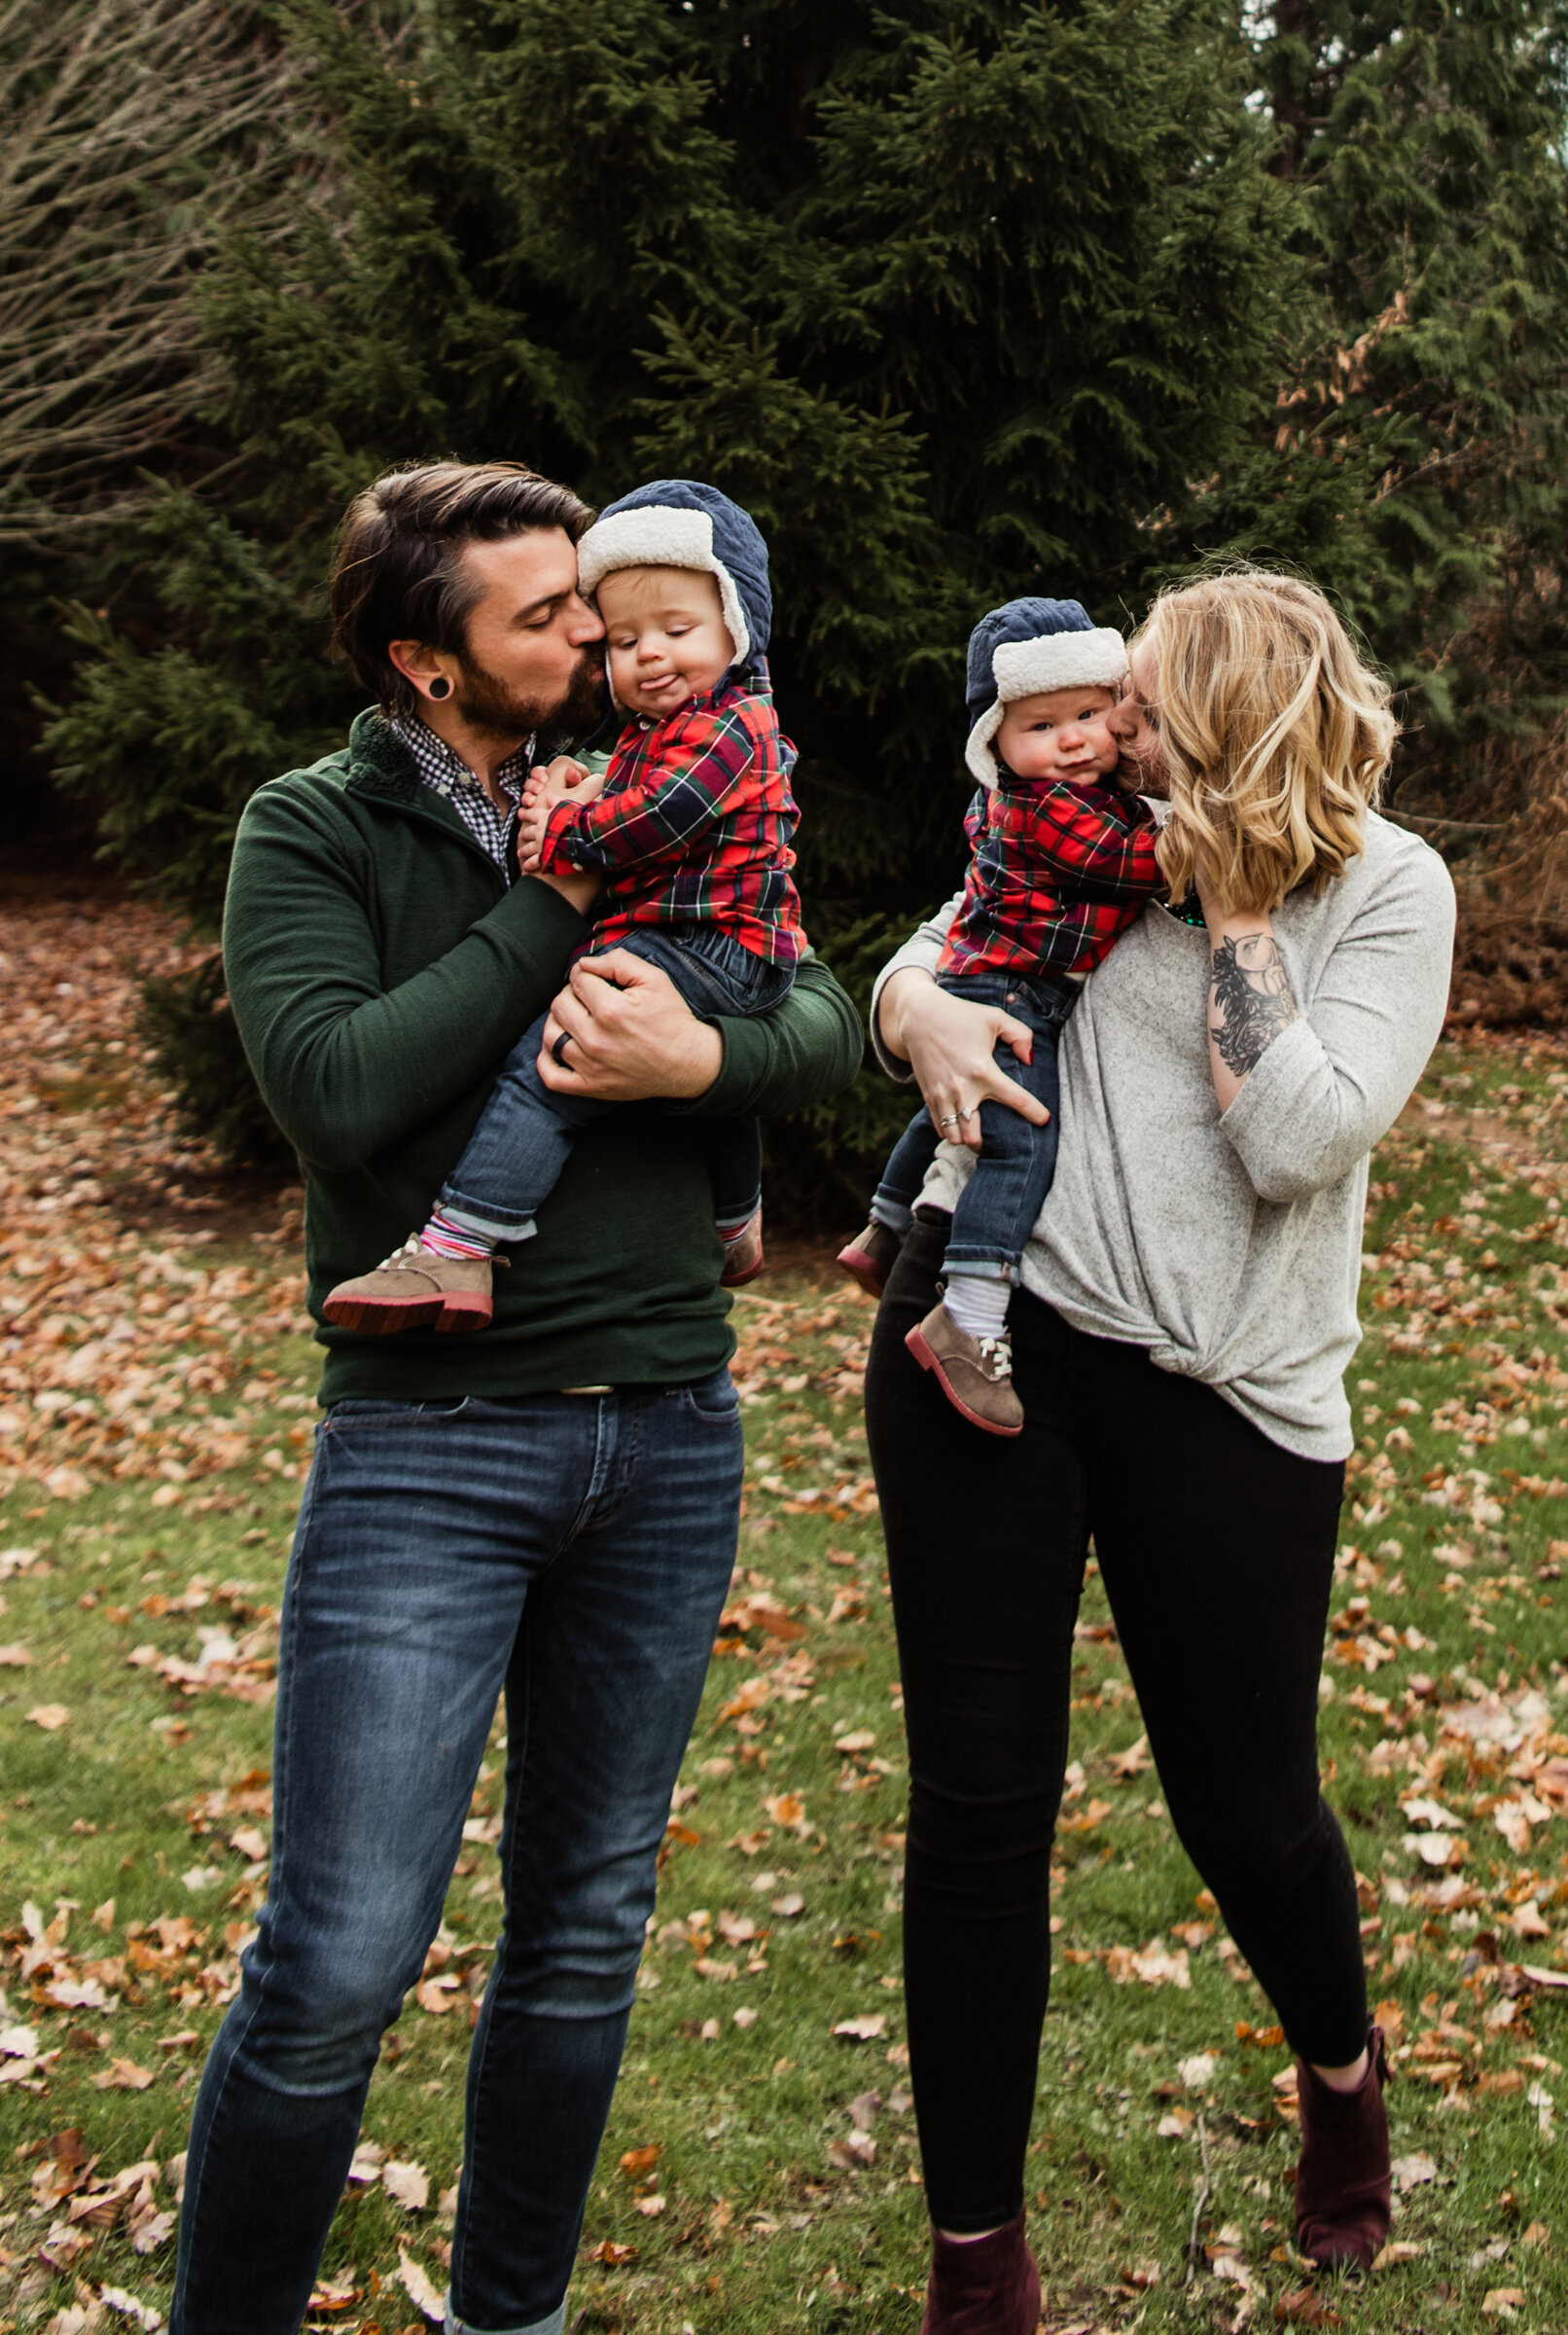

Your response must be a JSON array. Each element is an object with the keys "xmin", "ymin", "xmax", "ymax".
[{"xmin": 943, "ymin": 1275, "xmax": 1011, "ymax": 1343}]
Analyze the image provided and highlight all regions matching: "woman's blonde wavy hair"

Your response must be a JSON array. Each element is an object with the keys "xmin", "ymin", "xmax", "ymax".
[{"xmin": 1138, "ymin": 568, "xmax": 1398, "ymax": 915}]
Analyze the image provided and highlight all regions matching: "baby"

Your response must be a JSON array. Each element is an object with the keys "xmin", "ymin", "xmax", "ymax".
[
  {"xmin": 838, "ymin": 597, "xmax": 1163, "ymax": 1433},
  {"xmin": 326, "ymin": 479, "xmax": 803, "ymax": 1335}
]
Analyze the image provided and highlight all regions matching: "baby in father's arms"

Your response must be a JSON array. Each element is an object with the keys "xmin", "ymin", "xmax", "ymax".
[{"xmin": 326, "ymin": 480, "xmax": 803, "ymax": 1337}]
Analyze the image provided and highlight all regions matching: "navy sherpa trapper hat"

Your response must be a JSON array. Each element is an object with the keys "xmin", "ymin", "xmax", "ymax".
[
  {"xmin": 965, "ymin": 597, "xmax": 1127, "ymax": 786},
  {"xmin": 576, "ymin": 479, "xmax": 771, "ymax": 669}
]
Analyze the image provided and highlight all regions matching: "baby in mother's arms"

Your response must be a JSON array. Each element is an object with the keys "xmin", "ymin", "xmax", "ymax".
[{"xmin": 838, "ymin": 598, "xmax": 1165, "ymax": 1434}]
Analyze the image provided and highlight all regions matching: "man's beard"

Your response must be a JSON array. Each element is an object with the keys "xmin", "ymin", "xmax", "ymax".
[{"xmin": 453, "ymin": 648, "xmax": 607, "ymax": 750}]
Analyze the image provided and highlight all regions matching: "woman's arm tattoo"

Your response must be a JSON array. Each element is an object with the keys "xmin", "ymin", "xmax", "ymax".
[{"xmin": 1209, "ymin": 931, "xmax": 1299, "ymax": 1077}]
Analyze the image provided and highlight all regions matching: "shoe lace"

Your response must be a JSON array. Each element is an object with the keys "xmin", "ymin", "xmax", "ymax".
[
  {"xmin": 375, "ymin": 1234, "xmax": 428, "ymax": 1272},
  {"xmin": 977, "ymin": 1334, "xmax": 1013, "ymax": 1383}
]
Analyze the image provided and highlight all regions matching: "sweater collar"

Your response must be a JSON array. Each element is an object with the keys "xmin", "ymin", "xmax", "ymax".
[{"xmin": 343, "ymin": 708, "xmax": 424, "ymax": 805}]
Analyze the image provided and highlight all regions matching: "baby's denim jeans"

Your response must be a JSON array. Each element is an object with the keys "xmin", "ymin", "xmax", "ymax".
[
  {"xmin": 873, "ymin": 966, "xmax": 1079, "ymax": 1280},
  {"xmin": 441, "ymin": 924, "xmax": 793, "ymax": 1240}
]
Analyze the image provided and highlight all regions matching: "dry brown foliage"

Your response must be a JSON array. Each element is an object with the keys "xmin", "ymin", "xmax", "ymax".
[{"xmin": 1447, "ymin": 719, "xmax": 1568, "ymax": 1029}]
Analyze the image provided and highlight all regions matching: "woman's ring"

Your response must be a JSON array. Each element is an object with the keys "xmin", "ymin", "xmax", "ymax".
[
  {"xmin": 552, "ymin": 1029, "xmax": 573, "ymax": 1066},
  {"xmin": 939, "ymin": 1111, "xmax": 961, "ymax": 1129}
]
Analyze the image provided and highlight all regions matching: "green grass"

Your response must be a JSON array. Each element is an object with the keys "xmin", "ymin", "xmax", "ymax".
[{"xmin": 2, "ymin": 1031, "xmax": 1568, "ymax": 2332}]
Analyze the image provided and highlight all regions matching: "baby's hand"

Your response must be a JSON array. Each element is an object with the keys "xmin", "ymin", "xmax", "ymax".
[
  {"xmin": 517, "ymin": 798, "xmax": 552, "ymax": 871},
  {"xmin": 530, "ymin": 754, "xmax": 596, "ymax": 801},
  {"xmin": 519, "ymin": 759, "xmax": 607, "ymax": 870}
]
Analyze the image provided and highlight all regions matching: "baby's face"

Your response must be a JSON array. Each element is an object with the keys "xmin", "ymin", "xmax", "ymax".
[
  {"xmin": 595, "ymin": 565, "xmax": 734, "ymax": 719},
  {"xmin": 995, "ymin": 684, "xmax": 1122, "ymax": 785}
]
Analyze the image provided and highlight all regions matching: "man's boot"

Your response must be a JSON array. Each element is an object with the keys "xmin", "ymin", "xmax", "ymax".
[
  {"xmin": 920, "ymin": 2211, "xmax": 1040, "ymax": 2335},
  {"xmin": 1294, "ymin": 2025, "xmax": 1391, "ymax": 2269}
]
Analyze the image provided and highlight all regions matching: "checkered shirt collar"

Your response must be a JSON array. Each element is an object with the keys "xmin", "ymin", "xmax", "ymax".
[{"xmin": 390, "ymin": 714, "xmax": 533, "ymax": 870}]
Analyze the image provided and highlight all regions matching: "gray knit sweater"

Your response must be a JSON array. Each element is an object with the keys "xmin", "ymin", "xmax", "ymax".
[{"xmin": 872, "ymin": 811, "xmax": 1456, "ymax": 1460}]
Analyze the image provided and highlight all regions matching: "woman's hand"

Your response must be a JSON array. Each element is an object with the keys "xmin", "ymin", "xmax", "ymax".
[
  {"xmin": 537, "ymin": 949, "xmax": 723, "ymax": 1101},
  {"xmin": 1198, "ymin": 878, "xmax": 1300, "ymax": 1114},
  {"xmin": 878, "ymin": 967, "xmax": 1049, "ymax": 1153}
]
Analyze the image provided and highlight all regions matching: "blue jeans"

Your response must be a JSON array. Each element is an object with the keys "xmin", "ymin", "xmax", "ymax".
[
  {"xmin": 441, "ymin": 926, "xmax": 795, "ymax": 1240},
  {"xmin": 171, "ymin": 1378, "xmax": 744, "ymax": 2335},
  {"xmin": 872, "ymin": 968, "xmax": 1079, "ymax": 1280}
]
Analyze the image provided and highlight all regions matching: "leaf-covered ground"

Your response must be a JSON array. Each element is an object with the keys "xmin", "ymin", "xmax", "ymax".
[{"xmin": 2, "ymin": 887, "xmax": 1567, "ymax": 2335}]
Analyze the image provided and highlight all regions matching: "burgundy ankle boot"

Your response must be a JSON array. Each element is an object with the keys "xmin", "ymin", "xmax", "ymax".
[
  {"xmin": 921, "ymin": 2209, "xmax": 1041, "ymax": 2335},
  {"xmin": 1293, "ymin": 2024, "xmax": 1391, "ymax": 2270}
]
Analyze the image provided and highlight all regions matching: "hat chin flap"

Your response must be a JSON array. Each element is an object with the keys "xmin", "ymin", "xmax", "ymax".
[
  {"xmin": 964, "ymin": 626, "xmax": 1128, "ymax": 786},
  {"xmin": 576, "ymin": 505, "xmax": 749, "ymax": 667}
]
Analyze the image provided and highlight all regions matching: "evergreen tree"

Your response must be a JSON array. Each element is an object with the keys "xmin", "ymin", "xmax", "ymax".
[
  {"xmin": 39, "ymin": 0, "xmax": 1568, "ymax": 1203},
  {"xmin": 43, "ymin": 0, "xmax": 1301, "ymax": 1197},
  {"xmin": 1212, "ymin": 0, "xmax": 1568, "ymax": 818}
]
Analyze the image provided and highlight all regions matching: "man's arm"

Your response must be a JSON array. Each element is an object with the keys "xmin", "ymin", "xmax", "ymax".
[
  {"xmin": 222, "ymin": 778, "xmax": 590, "ymax": 1172},
  {"xmin": 537, "ymin": 947, "xmax": 863, "ymax": 1123},
  {"xmin": 674, "ymin": 953, "xmax": 864, "ymax": 1120}
]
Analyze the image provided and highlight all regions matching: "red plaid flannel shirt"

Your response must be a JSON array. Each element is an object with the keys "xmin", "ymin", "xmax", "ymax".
[
  {"xmin": 939, "ymin": 774, "xmax": 1164, "ymax": 979},
  {"xmin": 538, "ymin": 664, "xmax": 803, "ymax": 966}
]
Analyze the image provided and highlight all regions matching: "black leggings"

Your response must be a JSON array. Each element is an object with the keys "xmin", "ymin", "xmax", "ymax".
[{"xmin": 865, "ymin": 1212, "xmax": 1366, "ymax": 2232}]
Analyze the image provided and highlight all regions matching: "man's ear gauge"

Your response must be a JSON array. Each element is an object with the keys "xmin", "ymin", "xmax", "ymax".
[{"xmin": 428, "ymin": 675, "xmax": 453, "ymax": 700}]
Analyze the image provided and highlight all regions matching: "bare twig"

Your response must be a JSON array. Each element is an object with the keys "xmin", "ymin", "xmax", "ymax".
[
  {"xmin": 1386, "ymin": 811, "xmax": 1509, "ymax": 833},
  {"xmin": 0, "ymin": 0, "xmax": 318, "ymax": 539}
]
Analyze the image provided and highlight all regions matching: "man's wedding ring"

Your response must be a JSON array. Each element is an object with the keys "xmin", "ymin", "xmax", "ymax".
[{"xmin": 552, "ymin": 1028, "xmax": 573, "ymax": 1065}]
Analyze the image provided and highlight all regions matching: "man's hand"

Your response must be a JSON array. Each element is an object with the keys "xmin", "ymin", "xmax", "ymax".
[{"xmin": 538, "ymin": 950, "xmax": 723, "ymax": 1101}]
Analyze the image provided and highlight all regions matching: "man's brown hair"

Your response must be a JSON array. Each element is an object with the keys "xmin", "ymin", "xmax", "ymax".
[{"xmin": 328, "ymin": 461, "xmax": 593, "ymax": 717}]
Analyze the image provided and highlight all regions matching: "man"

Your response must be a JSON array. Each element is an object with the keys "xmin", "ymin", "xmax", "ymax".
[{"xmin": 174, "ymin": 461, "xmax": 862, "ymax": 2335}]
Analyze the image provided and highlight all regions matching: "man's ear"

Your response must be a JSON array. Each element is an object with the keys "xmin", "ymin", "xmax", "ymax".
[{"xmin": 389, "ymin": 639, "xmax": 459, "ymax": 701}]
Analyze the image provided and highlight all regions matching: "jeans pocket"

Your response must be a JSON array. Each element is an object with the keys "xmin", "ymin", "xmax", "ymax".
[
  {"xmin": 678, "ymin": 1370, "xmax": 741, "ymax": 1424},
  {"xmin": 324, "ymin": 1397, "xmax": 472, "ymax": 1433}
]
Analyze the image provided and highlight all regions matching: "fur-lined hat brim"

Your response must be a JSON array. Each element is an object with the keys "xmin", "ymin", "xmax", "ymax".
[
  {"xmin": 577, "ymin": 504, "xmax": 752, "ymax": 667},
  {"xmin": 965, "ymin": 627, "xmax": 1128, "ymax": 785}
]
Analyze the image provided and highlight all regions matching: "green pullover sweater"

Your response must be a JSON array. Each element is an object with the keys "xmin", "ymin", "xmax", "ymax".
[{"xmin": 222, "ymin": 711, "xmax": 863, "ymax": 1405}]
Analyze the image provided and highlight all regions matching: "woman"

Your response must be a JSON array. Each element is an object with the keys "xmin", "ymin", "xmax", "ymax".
[{"xmin": 863, "ymin": 570, "xmax": 1455, "ymax": 2332}]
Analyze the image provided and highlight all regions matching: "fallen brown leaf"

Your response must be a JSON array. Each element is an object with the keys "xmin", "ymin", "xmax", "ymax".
[
  {"xmin": 94, "ymin": 2059, "xmax": 154, "ymax": 2092},
  {"xmin": 381, "ymin": 2157, "xmax": 429, "ymax": 2211},
  {"xmin": 1274, "ymin": 2290, "xmax": 1341, "ymax": 2326},
  {"xmin": 397, "ymin": 2246, "xmax": 446, "ymax": 2320}
]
